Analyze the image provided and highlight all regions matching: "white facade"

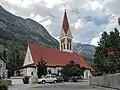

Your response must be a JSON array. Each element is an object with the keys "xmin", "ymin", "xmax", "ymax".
[
  {"xmin": 23, "ymin": 66, "xmax": 91, "ymax": 79},
  {"xmin": 23, "ymin": 67, "xmax": 35, "ymax": 76},
  {"xmin": 84, "ymin": 70, "xmax": 91, "ymax": 79},
  {"xmin": 0, "ymin": 57, "xmax": 7, "ymax": 79},
  {"xmin": 23, "ymin": 66, "xmax": 62, "ymax": 77},
  {"xmin": 47, "ymin": 67, "xmax": 62, "ymax": 75},
  {"xmin": 23, "ymin": 46, "xmax": 36, "ymax": 77}
]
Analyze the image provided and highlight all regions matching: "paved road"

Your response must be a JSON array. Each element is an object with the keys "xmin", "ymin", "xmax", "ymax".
[{"xmin": 9, "ymin": 82, "xmax": 102, "ymax": 90}]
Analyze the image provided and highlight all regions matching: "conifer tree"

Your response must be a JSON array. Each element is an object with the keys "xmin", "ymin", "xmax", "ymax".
[{"xmin": 94, "ymin": 28, "xmax": 120, "ymax": 75}]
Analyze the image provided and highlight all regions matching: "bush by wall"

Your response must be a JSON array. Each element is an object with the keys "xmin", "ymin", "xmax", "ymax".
[{"xmin": 0, "ymin": 81, "xmax": 8, "ymax": 90}]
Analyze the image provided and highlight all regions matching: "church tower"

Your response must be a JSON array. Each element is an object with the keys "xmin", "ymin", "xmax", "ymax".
[{"xmin": 59, "ymin": 9, "xmax": 73, "ymax": 53}]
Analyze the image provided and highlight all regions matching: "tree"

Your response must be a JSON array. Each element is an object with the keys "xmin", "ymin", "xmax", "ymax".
[
  {"xmin": 4, "ymin": 40, "xmax": 26, "ymax": 78},
  {"xmin": 61, "ymin": 60, "xmax": 83, "ymax": 80},
  {"xmin": 6, "ymin": 40, "xmax": 26, "ymax": 68},
  {"xmin": 94, "ymin": 28, "xmax": 120, "ymax": 75},
  {"xmin": 37, "ymin": 57, "xmax": 47, "ymax": 78}
]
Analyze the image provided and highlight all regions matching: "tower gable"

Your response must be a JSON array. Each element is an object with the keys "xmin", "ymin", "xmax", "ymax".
[
  {"xmin": 60, "ymin": 28, "xmax": 66, "ymax": 39},
  {"xmin": 67, "ymin": 28, "xmax": 73, "ymax": 38}
]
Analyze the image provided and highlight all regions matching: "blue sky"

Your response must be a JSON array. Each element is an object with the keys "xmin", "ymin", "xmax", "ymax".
[
  {"xmin": 85, "ymin": 15, "xmax": 109, "ymax": 26},
  {"xmin": 0, "ymin": 0, "xmax": 120, "ymax": 46}
]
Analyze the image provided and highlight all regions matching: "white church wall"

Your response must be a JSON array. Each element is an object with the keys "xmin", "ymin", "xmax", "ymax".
[
  {"xmin": 84, "ymin": 70, "xmax": 91, "ymax": 79},
  {"xmin": 47, "ymin": 67, "xmax": 62, "ymax": 75},
  {"xmin": 27, "ymin": 67, "xmax": 35, "ymax": 76},
  {"xmin": 23, "ymin": 67, "xmax": 35, "ymax": 76},
  {"xmin": 23, "ymin": 68, "xmax": 27, "ymax": 76}
]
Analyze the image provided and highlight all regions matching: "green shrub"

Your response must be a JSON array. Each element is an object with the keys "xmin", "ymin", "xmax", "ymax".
[
  {"xmin": 0, "ymin": 81, "xmax": 8, "ymax": 90},
  {"xmin": 0, "ymin": 80, "xmax": 12, "ymax": 86},
  {"xmin": 63, "ymin": 76, "xmax": 69, "ymax": 82}
]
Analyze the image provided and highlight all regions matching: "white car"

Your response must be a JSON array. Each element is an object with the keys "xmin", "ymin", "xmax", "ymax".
[{"xmin": 38, "ymin": 75, "xmax": 57, "ymax": 84}]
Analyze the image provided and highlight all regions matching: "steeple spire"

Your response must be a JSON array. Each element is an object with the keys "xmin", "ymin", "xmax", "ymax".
[
  {"xmin": 59, "ymin": 8, "xmax": 73, "ymax": 53},
  {"xmin": 118, "ymin": 17, "xmax": 120, "ymax": 26},
  {"xmin": 62, "ymin": 9, "xmax": 69, "ymax": 34}
]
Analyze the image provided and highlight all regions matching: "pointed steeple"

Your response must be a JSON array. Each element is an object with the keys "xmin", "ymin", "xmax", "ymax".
[
  {"xmin": 62, "ymin": 9, "xmax": 69, "ymax": 34},
  {"xmin": 59, "ymin": 9, "xmax": 73, "ymax": 53}
]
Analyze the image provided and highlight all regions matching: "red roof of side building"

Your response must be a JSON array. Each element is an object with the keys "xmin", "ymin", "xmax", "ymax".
[
  {"xmin": 62, "ymin": 9, "xmax": 69, "ymax": 34},
  {"xmin": 28, "ymin": 44, "xmax": 93, "ymax": 70}
]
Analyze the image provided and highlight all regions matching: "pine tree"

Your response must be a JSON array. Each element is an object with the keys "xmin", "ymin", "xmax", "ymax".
[
  {"xmin": 61, "ymin": 60, "xmax": 83, "ymax": 79},
  {"xmin": 94, "ymin": 28, "xmax": 120, "ymax": 75}
]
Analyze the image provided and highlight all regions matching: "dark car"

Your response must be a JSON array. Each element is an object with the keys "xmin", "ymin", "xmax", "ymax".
[{"xmin": 57, "ymin": 76, "xmax": 64, "ymax": 83}]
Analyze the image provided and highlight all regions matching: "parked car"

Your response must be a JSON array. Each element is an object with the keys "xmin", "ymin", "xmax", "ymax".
[
  {"xmin": 38, "ymin": 75, "xmax": 57, "ymax": 84},
  {"xmin": 56, "ymin": 76, "xmax": 64, "ymax": 83}
]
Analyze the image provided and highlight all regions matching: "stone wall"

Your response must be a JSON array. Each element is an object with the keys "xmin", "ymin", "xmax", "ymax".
[
  {"xmin": 90, "ymin": 73, "xmax": 120, "ymax": 89},
  {"xmin": 10, "ymin": 76, "xmax": 24, "ymax": 84}
]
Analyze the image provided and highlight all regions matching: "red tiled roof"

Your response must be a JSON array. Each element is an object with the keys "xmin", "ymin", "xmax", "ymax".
[
  {"xmin": 62, "ymin": 10, "xmax": 69, "ymax": 34},
  {"xmin": 28, "ymin": 44, "xmax": 93, "ymax": 70}
]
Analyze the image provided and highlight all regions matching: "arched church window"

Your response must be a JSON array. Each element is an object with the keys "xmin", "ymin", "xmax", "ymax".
[
  {"xmin": 70, "ymin": 44, "xmax": 71, "ymax": 50},
  {"xmin": 63, "ymin": 44, "xmax": 65, "ymax": 49},
  {"xmin": 61, "ymin": 45, "xmax": 63, "ymax": 50},
  {"xmin": 67, "ymin": 44, "xmax": 69, "ymax": 49}
]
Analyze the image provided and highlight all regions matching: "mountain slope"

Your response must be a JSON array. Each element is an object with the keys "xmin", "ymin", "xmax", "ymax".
[
  {"xmin": 0, "ymin": 5, "xmax": 59, "ymax": 49},
  {"xmin": 73, "ymin": 43, "xmax": 96, "ymax": 60}
]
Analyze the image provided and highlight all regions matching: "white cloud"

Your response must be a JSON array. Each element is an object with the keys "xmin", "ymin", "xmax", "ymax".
[
  {"xmin": 3, "ymin": 0, "xmax": 21, "ymax": 6},
  {"xmin": 90, "ymin": 36, "xmax": 101, "ymax": 46},
  {"xmin": 30, "ymin": 13, "xmax": 35, "ymax": 18},
  {"xmin": 90, "ymin": 32, "xmax": 103, "ymax": 46},
  {"xmin": 41, "ymin": 19, "xmax": 52, "ymax": 27},
  {"xmin": 33, "ymin": 14, "xmax": 43, "ymax": 22},
  {"xmin": 74, "ymin": 19, "xmax": 84, "ymax": 29},
  {"xmin": 90, "ymin": 1, "xmax": 103, "ymax": 10},
  {"xmin": 43, "ymin": 0, "xmax": 64, "ymax": 8},
  {"xmin": 0, "ymin": 0, "xmax": 118, "ymax": 44}
]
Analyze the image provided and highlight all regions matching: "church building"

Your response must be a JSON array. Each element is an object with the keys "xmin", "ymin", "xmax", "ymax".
[{"xmin": 22, "ymin": 9, "xmax": 93, "ymax": 79}]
